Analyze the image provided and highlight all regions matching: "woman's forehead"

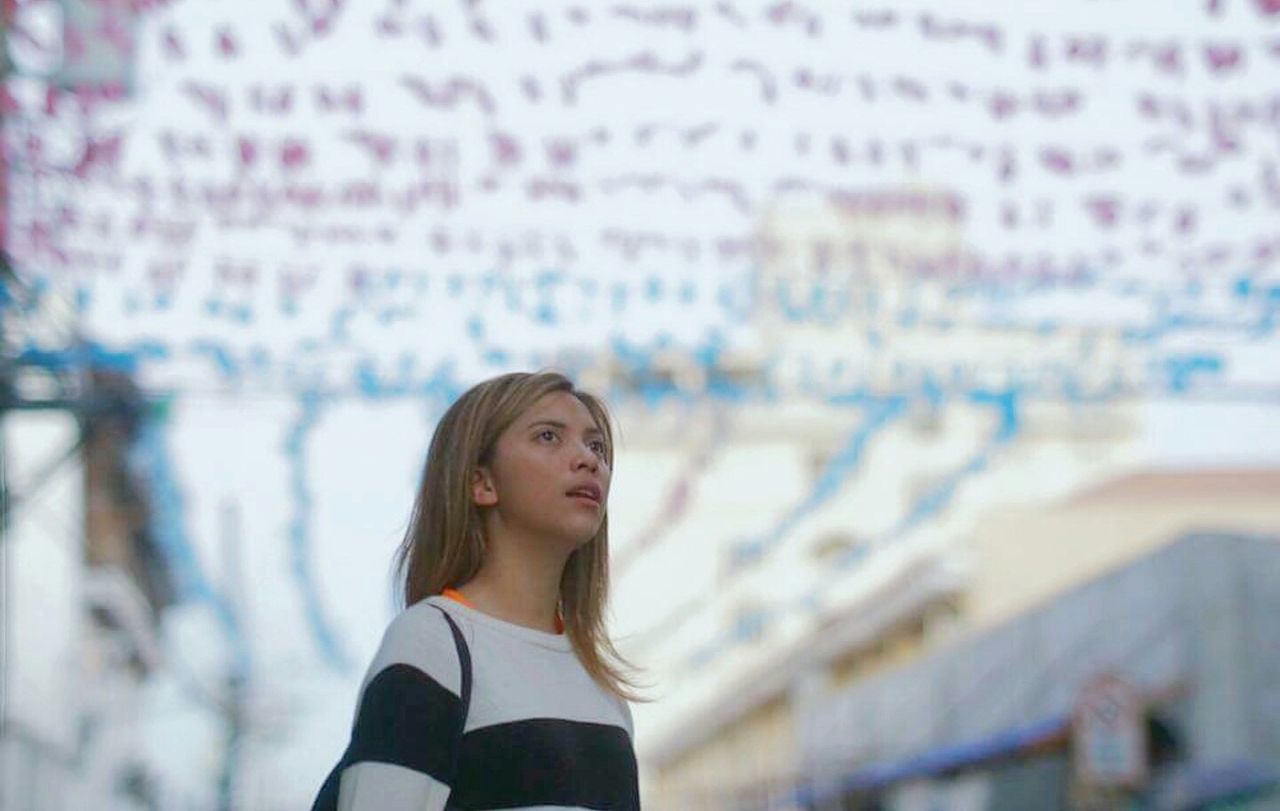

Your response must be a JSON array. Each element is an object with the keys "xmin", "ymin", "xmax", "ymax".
[{"xmin": 519, "ymin": 391, "xmax": 602, "ymax": 431}]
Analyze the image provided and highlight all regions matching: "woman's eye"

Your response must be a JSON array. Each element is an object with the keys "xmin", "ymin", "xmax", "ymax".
[
  {"xmin": 538, "ymin": 429, "xmax": 558, "ymax": 442},
  {"xmin": 590, "ymin": 440, "xmax": 607, "ymax": 454}
]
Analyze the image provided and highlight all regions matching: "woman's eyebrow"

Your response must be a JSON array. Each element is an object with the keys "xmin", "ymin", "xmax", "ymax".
[{"xmin": 525, "ymin": 419, "xmax": 604, "ymax": 437}]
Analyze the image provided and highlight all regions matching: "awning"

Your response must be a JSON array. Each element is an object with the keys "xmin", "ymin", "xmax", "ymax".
[
  {"xmin": 846, "ymin": 713, "xmax": 1070, "ymax": 792},
  {"xmin": 1149, "ymin": 759, "xmax": 1279, "ymax": 811},
  {"xmin": 796, "ymin": 713, "xmax": 1070, "ymax": 806}
]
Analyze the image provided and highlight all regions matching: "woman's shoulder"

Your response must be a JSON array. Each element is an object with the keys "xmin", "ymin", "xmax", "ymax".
[{"xmin": 364, "ymin": 597, "xmax": 465, "ymax": 695}]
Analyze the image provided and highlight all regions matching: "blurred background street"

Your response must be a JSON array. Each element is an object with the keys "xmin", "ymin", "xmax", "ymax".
[{"xmin": 1, "ymin": 0, "xmax": 1279, "ymax": 808}]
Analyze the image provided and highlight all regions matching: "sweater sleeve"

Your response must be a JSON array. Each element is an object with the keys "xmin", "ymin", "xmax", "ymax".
[{"xmin": 311, "ymin": 604, "xmax": 466, "ymax": 811}]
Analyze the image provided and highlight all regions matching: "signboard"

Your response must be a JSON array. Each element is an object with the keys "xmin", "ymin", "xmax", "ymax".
[{"xmin": 1073, "ymin": 673, "xmax": 1149, "ymax": 789}]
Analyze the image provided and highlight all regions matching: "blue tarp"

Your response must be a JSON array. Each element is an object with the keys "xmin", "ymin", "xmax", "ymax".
[
  {"xmin": 798, "ymin": 724, "xmax": 1279, "ymax": 811},
  {"xmin": 795, "ymin": 712, "xmax": 1071, "ymax": 807},
  {"xmin": 841, "ymin": 713, "xmax": 1071, "ymax": 792},
  {"xmin": 1149, "ymin": 759, "xmax": 1279, "ymax": 811}
]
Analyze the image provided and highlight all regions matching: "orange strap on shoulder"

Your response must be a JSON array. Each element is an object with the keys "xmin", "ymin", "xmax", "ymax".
[
  {"xmin": 441, "ymin": 587, "xmax": 564, "ymax": 634},
  {"xmin": 441, "ymin": 587, "xmax": 475, "ymax": 608}
]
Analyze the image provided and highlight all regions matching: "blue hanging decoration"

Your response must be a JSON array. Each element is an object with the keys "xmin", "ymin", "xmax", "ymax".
[
  {"xmin": 354, "ymin": 358, "xmax": 382, "ymax": 399},
  {"xmin": 834, "ymin": 385, "xmax": 1024, "ymax": 567},
  {"xmin": 679, "ymin": 280, "xmax": 696, "ymax": 304},
  {"xmin": 329, "ymin": 305, "xmax": 354, "ymax": 344},
  {"xmin": 716, "ymin": 269, "xmax": 756, "ymax": 321},
  {"xmin": 645, "ymin": 276, "xmax": 663, "ymax": 302},
  {"xmin": 776, "ymin": 277, "xmax": 835, "ymax": 323},
  {"xmin": 283, "ymin": 389, "xmax": 354, "ymax": 673},
  {"xmin": 466, "ymin": 314, "xmax": 485, "ymax": 341},
  {"xmin": 191, "ymin": 339, "xmax": 242, "ymax": 382},
  {"xmin": 726, "ymin": 393, "xmax": 908, "ymax": 574},
  {"xmin": 248, "ymin": 345, "xmax": 270, "ymax": 375},
  {"xmin": 1163, "ymin": 352, "xmax": 1225, "ymax": 393},
  {"xmin": 535, "ymin": 271, "xmax": 565, "ymax": 322},
  {"xmin": 129, "ymin": 401, "xmax": 253, "ymax": 680},
  {"xmin": 698, "ymin": 385, "xmax": 1026, "ymax": 669}
]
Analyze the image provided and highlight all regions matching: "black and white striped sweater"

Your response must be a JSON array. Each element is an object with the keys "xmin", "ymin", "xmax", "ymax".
[{"xmin": 312, "ymin": 594, "xmax": 640, "ymax": 810}]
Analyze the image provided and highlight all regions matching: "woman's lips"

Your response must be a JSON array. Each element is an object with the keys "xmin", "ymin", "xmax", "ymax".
[
  {"xmin": 568, "ymin": 493, "xmax": 601, "ymax": 507},
  {"xmin": 566, "ymin": 483, "xmax": 602, "ymax": 502}
]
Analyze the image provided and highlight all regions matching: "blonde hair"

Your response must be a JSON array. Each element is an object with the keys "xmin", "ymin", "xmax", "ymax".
[{"xmin": 394, "ymin": 371, "xmax": 649, "ymax": 703}]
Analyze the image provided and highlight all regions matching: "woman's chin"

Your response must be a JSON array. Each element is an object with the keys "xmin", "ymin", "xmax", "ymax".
[{"xmin": 561, "ymin": 518, "xmax": 604, "ymax": 549}]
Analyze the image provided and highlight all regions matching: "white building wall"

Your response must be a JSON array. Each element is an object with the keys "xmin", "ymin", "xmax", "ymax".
[{"xmin": 1, "ymin": 411, "xmax": 85, "ymax": 811}]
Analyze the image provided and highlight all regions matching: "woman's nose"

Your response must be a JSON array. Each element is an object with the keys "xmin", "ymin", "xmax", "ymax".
[{"xmin": 572, "ymin": 443, "xmax": 599, "ymax": 469}]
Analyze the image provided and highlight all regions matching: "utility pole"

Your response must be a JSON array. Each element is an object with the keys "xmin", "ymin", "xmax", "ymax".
[
  {"xmin": 216, "ymin": 498, "xmax": 249, "ymax": 811},
  {"xmin": 1, "ymin": 0, "xmax": 20, "ymax": 801},
  {"xmin": 2, "ymin": 3, "xmax": 153, "ymax": 809}
]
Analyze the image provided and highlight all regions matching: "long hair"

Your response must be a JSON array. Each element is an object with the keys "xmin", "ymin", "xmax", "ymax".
[{"xmin": 393, "ymin": 371, "xmax": 649, "ymax": 703}]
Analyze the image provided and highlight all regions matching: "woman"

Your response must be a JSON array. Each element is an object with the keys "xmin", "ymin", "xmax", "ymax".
[{"xmin": 312, "ymin": 371, "xmax": 647, "ymax": 811}]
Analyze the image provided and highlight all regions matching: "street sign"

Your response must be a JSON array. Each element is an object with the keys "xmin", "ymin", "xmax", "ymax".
[{"xmin": 1073, "ymin": 673, "xmax": 1149, "ymax": 789}]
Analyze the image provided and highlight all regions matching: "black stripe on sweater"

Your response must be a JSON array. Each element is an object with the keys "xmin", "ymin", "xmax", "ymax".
[
  {"xmin": 312, "ymin": 662, "xmax": 466, "ymax": 811},
  {"xmin": 450, "ymin": 718, "xmax": 639, "ymax": 810},
  {"xmin": 345, "ymin": 663, "xmax": 465, "ymax": 777}
]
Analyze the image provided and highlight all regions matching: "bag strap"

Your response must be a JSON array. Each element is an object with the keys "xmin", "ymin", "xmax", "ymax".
[{"xmin": 428, "ymin": 603, "xmax": 472, "ymax": 722}]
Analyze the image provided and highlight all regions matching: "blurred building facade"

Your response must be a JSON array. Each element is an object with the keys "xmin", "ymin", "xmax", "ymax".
[
  {"xmin": 604, "ymin": 195, "xmax": 1280, "ymax": 810},
  {"xmin": 1, "ymin": 276, "xmax": 173, "ymax": 810},
  {"xmin": 630, "ymin": 461, "xmax": 1279, "ymax": 810},
  {"xmin": 1, "ymin": 3, "xmax": 171, "ymax": 807}
]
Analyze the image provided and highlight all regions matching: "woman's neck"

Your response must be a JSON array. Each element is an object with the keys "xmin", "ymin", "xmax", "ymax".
[{"xmin": 453, "ymin": 550, "xmax": 567, "ymax": 634}]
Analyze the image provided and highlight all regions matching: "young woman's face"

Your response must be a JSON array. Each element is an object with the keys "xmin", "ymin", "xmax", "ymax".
[{"xmin": 473, "ymin": 390, "xmax": 611, "ymax": 549}]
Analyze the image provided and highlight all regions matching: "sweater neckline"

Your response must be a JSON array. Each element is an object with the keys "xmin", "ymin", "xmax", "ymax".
[
  {"xmin": 442, "ymin": 587, "xmax": 565, "ymax": 635},
  {"xmin": 430, "ymin": 594, "xmax": 572, "ymax": 652}
]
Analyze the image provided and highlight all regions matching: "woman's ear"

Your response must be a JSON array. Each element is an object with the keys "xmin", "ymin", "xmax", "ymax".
[{"xmin": 471, "ymin": 467, "xmax": 498, "ymax": 507}]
